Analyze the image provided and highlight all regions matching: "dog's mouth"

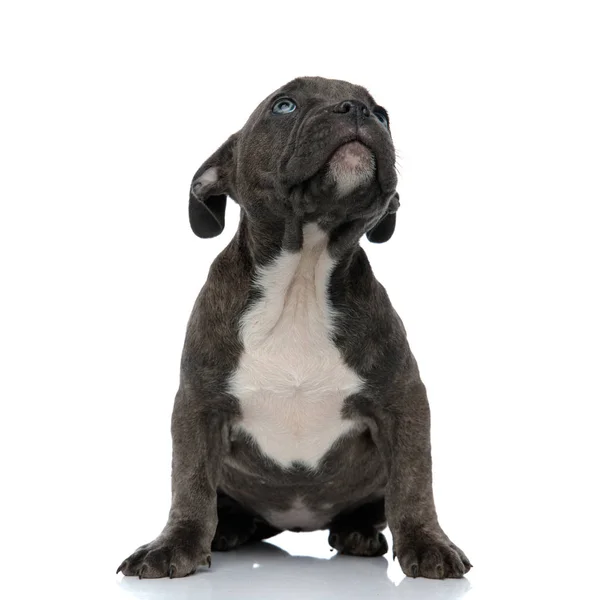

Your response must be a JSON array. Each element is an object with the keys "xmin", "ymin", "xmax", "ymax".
[{"xmin": 329, "ymin": 140, "xmax": 373, "ymax": 168}]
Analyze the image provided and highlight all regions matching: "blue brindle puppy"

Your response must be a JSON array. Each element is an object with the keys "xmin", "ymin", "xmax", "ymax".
[{"xmin": 117, "ymin": 76, "xmax": 471, "ymax": 580}]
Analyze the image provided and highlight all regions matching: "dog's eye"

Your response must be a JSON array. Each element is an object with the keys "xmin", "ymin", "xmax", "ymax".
[
  {"xmin": 273, "ymin": 98, "xmax": 297, "ymax": 114},
  {"xmin": 373, "ymin": 110, "xmax": 389, "ymax": 128}
]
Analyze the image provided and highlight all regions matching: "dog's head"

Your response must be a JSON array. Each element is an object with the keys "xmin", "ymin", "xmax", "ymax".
[{"xmin": 189, "ymin": 76, "xmax": 399, "ymax": 244}]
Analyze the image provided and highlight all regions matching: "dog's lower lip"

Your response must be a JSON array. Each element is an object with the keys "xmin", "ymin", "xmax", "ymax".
[
  {"xmin": 331, "ymin": 139, "xmax": 370, "ymax": 157},
  {"xmin": 328, "ymin": 140, "xmax": 373, "ymax": 168},
  {"xmin": 336, "ymin": 140, "xmax": 369, "ymax": 152}
]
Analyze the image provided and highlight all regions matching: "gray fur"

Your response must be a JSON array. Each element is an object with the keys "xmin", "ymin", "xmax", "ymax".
[{"xmin": 117, "ymin": 76, "xmax": 471, "ymax": 580}]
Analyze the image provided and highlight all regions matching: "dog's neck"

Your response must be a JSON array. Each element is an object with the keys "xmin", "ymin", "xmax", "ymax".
[{"xmin": 233, "ymin": 209, "xmax": 367, "ymax": 269}]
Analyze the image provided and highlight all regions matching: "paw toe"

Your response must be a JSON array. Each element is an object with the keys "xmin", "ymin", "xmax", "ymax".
[
  {"xmin": 398, "ymin": 548, "xmax": 419, "ymax": 577},
  {"xmin": 443, "ymin": 547, "xmax": 468, "ymax": 578},
  {"xmin": 419, "ymin": 548, "xmax": 445, "ymax": 579}
]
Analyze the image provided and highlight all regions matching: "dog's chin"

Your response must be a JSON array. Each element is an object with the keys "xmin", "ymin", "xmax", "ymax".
[{"xmin": 328, "ymin": 141, "xmax": 376, "ymax": 197}]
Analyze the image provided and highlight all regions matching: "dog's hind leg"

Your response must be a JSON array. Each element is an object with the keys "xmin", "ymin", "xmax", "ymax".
[
  {"xmin": 327, "ymin": 497, "xmax": 388, "ymax": 557},
  {"xmin": 211, "ymin": 491, "xmax": 282, "ymax": 551}
]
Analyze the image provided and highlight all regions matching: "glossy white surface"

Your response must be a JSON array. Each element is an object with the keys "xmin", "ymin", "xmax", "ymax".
[
  {"xmin": 25, "ymin": 525, "xmax": 596, "ymax": 600},
  {"xmin": 115, "ymin": 537, "xmax": 472, "ymax": 600}
]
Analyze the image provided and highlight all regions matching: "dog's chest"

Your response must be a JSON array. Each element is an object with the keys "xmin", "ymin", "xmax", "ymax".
[{"xmin": 228, "ymin": 225, "xmax": 363, "ymax": 469}]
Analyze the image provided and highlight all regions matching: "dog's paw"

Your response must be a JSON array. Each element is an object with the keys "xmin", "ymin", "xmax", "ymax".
[
  {"xmin": 211, "ymin": 516, "xmax": 256, "ymax": 551},
  {"xmin": 117, "ymin": 541, "xmax": 211, "ymax": 579},
  {"xmin": 394, "ymin": 531, "xmax": 471, "ymax": 579},
  {"xmin": 328, "ymin": 528, "xmax": 388, "ymax": 557},
  {"xmin": 117, "ymin": 525, "xmax": 212, "ymax": 579}
]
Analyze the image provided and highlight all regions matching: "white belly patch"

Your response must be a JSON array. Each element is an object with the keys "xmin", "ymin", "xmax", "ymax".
[
  {"xmin": 266, "ymin": 498, "xmax": 329, "ymax": 531},
  {"xmin": 228, "ymin": 223, "xmax": 364, "ymax": 469}
]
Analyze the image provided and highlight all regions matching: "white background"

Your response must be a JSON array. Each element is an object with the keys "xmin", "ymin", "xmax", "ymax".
[{"xmin": 1, "ymin": 1, "xmax": 599, "ymax": 599}]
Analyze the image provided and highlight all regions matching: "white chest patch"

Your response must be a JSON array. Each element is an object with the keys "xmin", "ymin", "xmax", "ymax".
[{"xmin": 228, "ymin": 223, "xmax": 364, "ymax": 469}]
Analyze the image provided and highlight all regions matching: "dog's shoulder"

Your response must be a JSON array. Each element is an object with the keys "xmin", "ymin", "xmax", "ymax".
[
  {"xmin": 329, "ymin": 246, "xmax": 411, "ymax": 379},
  {"xmin": 182, "ymin": 237, "xmax": 253, "ymax": 372}
]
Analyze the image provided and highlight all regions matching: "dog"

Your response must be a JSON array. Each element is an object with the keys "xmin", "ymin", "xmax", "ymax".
[{"xmin": 117, "ymin": 76, "xmax": 471, "ymax": 580}]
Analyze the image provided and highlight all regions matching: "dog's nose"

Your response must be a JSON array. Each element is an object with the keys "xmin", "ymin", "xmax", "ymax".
[{"xmin": 333, "ymin": 99, "xmax": 370, "ymax": 118}]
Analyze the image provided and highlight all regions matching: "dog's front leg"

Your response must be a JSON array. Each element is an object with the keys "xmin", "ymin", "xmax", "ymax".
[
  {"xmin": 375, "ymin": 380, "xmax": 472, "ymax": 579},
  {"xmin": 117, "ymin": 386, "xmax": 226, "ymax": 578}
]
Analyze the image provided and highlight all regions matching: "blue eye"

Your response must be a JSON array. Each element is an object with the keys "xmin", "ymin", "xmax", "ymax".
[
  {"xmin": 374, "ymin": 111, "xmax": 389, "ymax": 128},
  {"xmin": 273, "ymin": 98, "xmax": 297, "ymax": 114}
]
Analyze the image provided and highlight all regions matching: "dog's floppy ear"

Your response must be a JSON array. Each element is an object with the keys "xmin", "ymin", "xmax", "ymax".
[
  {"xmin": 366, "ymin": 192, "xmax": 400, "ymax": 243},
  {"xmin": 188, "ymin": 134, "xmax": 238, "ymax": 238}
]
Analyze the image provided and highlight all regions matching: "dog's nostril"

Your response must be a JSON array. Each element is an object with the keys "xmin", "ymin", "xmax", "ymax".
[
  {"xmin": 334, "ymin": 99, "xmax": 370, "ymax": 117},
  {"xmin": 333, "ymin": 100, "xmax": 355, "ymax": 114}
]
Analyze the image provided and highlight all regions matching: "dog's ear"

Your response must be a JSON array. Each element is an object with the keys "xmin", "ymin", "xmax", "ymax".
[
  {"xmin": 366, "ymin": 192, "xmax": 400, "ymax": 243},
  {"xmin": 188, "ymin": 134, "xmax": 238, "ymax": 238}
]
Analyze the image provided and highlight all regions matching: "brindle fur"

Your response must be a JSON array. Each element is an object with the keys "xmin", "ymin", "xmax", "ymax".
[{"xmin": 117, "ymin": 77, "xmax": 471, "ymax": 579}]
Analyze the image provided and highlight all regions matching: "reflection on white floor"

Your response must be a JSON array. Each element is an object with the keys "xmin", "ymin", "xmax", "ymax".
[{"xmin": 116, "ymin": 531, "xmax": 472, "ymax": 600}]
